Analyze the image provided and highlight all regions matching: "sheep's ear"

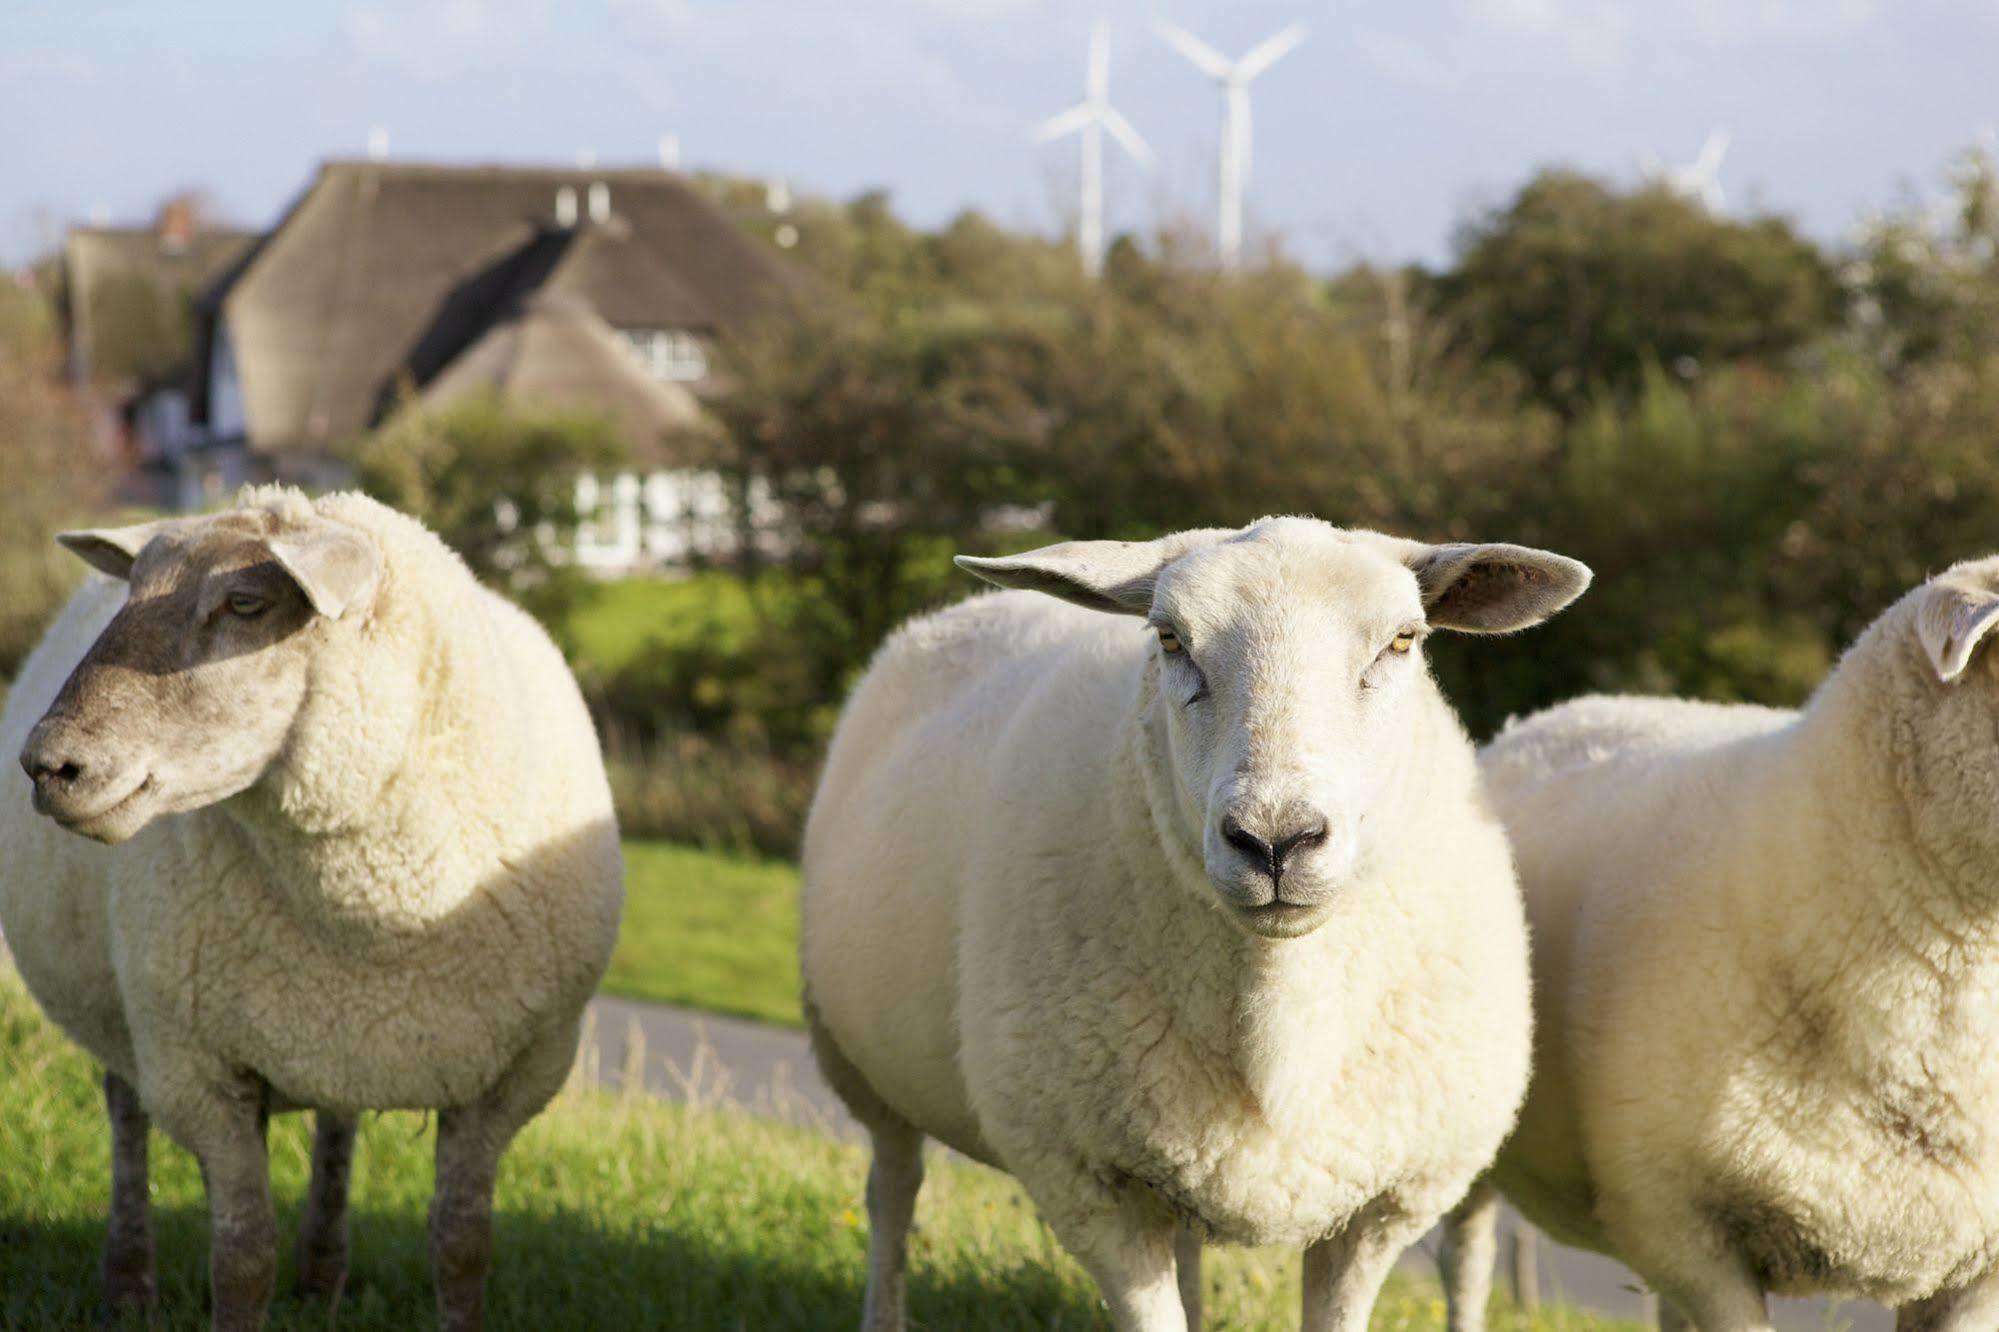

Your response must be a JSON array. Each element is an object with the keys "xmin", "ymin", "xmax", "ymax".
[
  {"xmin": 1404, "ymin": 542, "xmax": 1593, "ymax": 634},
  {"xmin": 266, "ymin": 524, "xmax": 381, "ymax": 620},
  {"xmin": 1915, "ymin": 580, "xmax": 1999, "ymax": 683},
  {"xmin": 955, "ymin": 529, "xmax": 1234, "ymax": 616},
  {"xmin": 56, "ymin": 522, "xmax": 170, "ymax": 580}
]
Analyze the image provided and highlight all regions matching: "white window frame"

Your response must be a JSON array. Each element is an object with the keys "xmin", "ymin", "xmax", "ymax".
[{"xmin": 619, "ymin": 327, "xmax": 708, "ymax": 382}]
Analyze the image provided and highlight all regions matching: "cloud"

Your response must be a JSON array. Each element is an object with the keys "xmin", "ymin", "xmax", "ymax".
[
  {"xmin": 1677, "ymin": 0, "xmax": 1874, "ymax": 45},
  {"xmin": 606, "ymin": 0, "xmax": 1006, "ymax": 126},
  {"xmin": 1454, "ymin": 0, "xmax": 1876, "ymax": 75},
  {"xmin": 339, "ymin": 0, "xmax": 550, "ymax": 80},
  {"xmin": 1354, "ymin": 32, "xmax": 1456, "ymax": 89},
  {"xmin": 1458, "ymin": 0, "xmax": 1636, "ymax": 75}
]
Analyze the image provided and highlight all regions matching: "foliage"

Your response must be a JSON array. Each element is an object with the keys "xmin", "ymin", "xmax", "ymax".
[
  {"xmin": 347, "ymin": 390, "xmax": 627, "ymax": 605},
  {"xmin": 636, "ymin": 159, "xmax": 1999, "ymax": 758},
  {"xmin": 1437, "ymin": 170, "xmax": 1840, "ymax": 411},
  {"xmin": 603, "ymin": 840, "xmax": 802, "ymax": 1026},
  {"xmin": 0, "ymin": 284, "xmax": 104, "ymax": 676},
  {"xmin": 0, "ymin": 968, "xmax": 1631, "ymax": 1330},
  {"xmin": 1843, "ymin": 145, "xmax": 1999, "ymax": 367},
  {"xmin": 603, "ymin": 731, "xmax": 815, "ymax": 861}
]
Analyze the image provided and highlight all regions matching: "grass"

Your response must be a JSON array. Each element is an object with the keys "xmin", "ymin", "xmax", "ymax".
[
  {"xmin": 604, "ymin": 840, "xmax": 804, "ymax": 1027},
  {"xmin": 0, "ymin": 968, "xmax": 1635, "ymax": 1331},
  {"xmin": 558, "ymin": 574, "xmax": 760, "ymax": 677}
]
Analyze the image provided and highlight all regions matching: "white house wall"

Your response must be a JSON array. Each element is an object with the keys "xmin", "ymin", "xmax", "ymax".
[{"xmin": 573, "ymin": 469, "xmax": 786, "ymax": 574}]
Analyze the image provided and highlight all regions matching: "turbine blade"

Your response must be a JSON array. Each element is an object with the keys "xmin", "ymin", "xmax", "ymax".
[
  {"xmin": 1154, "ymin": 21, "xmax": 1233, "ymax": 79},
  {"xmin": 1697, "ymin": 127, "xmax": 1730, "ymax": 173},
  {"xmin": 1101, "ymin": 107, "xmax": 1153, "ymax": 166},
  {"xmin": 1088, "ymin": 19, "xmax": 1110, "ymax": 102},
  {"xmin": 1238, "ymin": 23, "xmax": 1306, "ymax": 80},
  {"xmin": 1034, "ymin": 103, "xmax": 1096, "ymax": 142}
]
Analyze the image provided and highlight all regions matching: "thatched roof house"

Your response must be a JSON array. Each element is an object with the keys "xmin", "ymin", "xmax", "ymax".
[{"xmin": 190, "ymin": 159, "xmax": 802, "ymax": 483}]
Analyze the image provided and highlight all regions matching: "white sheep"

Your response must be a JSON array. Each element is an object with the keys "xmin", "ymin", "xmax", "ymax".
[
  {"xmin": 0, "ymin": 487, "xmax": 623, "ymax": 1332},
  {"xmin": 799, "ymin": 517, "xmax": 1592, "ymax": 1331},
  {"xmin": 1440, "ymin": 556, "xmax": 1999, "ymax": 1332}
]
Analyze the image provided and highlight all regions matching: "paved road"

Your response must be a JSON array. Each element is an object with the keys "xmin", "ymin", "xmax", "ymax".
[{"xmin": 583, "ymin": 993, "xmax": 1891, "ymax": 1332}]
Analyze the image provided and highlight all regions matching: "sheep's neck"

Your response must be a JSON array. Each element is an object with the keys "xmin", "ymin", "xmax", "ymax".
[
  {"xmin": 230, "ymin": 607, "xmax": 506, "ymax": 948},
  {"xmin": 1116, "ymin": 682, "xmax": 1436, "ymax": 1126},
  {"xmin": 1793, "ymin": 651, "xmax": 1999, "ymax": 961}
]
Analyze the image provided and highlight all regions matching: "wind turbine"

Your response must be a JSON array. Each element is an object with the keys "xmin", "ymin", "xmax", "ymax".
[
  {"xmin": 1035, "ymin": 19, "xmax": 1153, "ymax": 276},
  {"xmin": 1641, "ymin": 128, "xmax": 1731, "ymax": 212},
  {"xmin": 1155, "ymin": 20, "xmax": 1307, "ymax": 269}
]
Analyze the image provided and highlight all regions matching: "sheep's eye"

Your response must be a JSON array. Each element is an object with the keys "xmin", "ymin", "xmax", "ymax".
[
  {"xmin": 1389, "ymin": 631, "xmax": 1417, "ymax": 655},
  {"xmin": 227, "ymin": 591, "xmax": 270, "ymax": 618},
  {"xmin": 1156, "ymin": 627, "xmax": 1183, "ymax": 654}
]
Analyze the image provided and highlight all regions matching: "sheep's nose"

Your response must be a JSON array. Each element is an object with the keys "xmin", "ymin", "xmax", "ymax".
[
  {"xmin": 20, "ymin": 726, "xmax": 87, "ymax": 792},
  {"xmin": 1221, "ymin": 812, "xmax": 1330, "ymax": 881}
]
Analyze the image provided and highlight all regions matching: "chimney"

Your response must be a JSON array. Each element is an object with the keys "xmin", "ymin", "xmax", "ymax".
[
  {"xmin": 157, "ymin": 196, "xmax": 197, "ymax": 253},
  {"xmin": 367, "ymin": 125, "xmax": 389, "ymax": 161},
  {"xmin": 658, "ymin": 133, "xmax": 681, "ymax": 170},
  {"xmin": 587, "ymin": 182, "xmax": 610, "ymax": 224},
  {"xmin": 555, "ymin": 186, "xmax": 578, "ymax": 228}
]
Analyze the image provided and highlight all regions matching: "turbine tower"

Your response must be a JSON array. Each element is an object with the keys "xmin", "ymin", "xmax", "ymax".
[
  {"xmin": 1155, "ymin": 20, "xmax": 1306, "ymax": 269},
  {"xmin": 1641, "ymin": 128, "xmax": 1731, "ymax": 212},
  {"xmin": 1035, "ymin": 19, "xmax": 1153, "ymax": 276}
]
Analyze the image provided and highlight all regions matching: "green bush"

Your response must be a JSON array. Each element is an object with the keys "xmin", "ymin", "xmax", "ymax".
[
  {"xmin": 348, "ymin": 391, "xmax": 628, "ymax": 617},
  {"xmin": 602, "ymin": 730, "xmax": 815, "ymax": 861}
]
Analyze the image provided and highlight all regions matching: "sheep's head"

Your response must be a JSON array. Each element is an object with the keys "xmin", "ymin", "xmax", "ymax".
[
  {"xmin": 18, "ymin": 507, "xmax": 381, "ymax": 845},
  {"xmin": 960, "ymin": 518, "xmax": 1590, "ymax": 940}
]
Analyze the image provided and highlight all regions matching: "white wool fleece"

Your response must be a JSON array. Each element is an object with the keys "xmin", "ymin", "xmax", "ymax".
[
  {"xmin": 1467, "ymin": 558, "xmax": 1999, "ymax": 1330},
  {"xmin": 0, "ymin": 487, "xmax": 623, "ymax": 1136},
  {"xmin": 804, "ymin": 554, "xmax": 1533, "ymax": 1277}
]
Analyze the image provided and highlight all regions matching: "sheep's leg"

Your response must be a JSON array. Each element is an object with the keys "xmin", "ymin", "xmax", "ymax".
[
  {"xmin": 1175, "ymin": 1224, "xmax": 1202, "ymax": 1331},
  {"xmin": 192, "ymin": 1092, "xmax": 278, "ymax": 1332},
  {"xmin": 295, "ymin": 1110, "xmax": 358, "ymax": 1302},
  {"xmin": 429, "ymin": 1014, "xmax": 580, "ymax": 1332},
  {"xmin": 101, "ymin": 1071, "xmax": 157, "ymax": 1322},
  {"xmin": 430, "ymin": 1103, "xmax": 503, "ymax": 1332},
  {"xmin": 1641, "ymin": 1265, "xmax": 1769, "ymax": 1332},
  {"xmin": 861, "ymin": 1120, "xmax": 925, "ymax": 1331},
  {"xmin": 1037, "ymin": 1186, "xmax": 1185, "ymax": 1332},
  {"xmin": 1300, "ymin": 1206, "xmax": 1432, "ymax": 1332},
  {"xmin": 1439, "ymin": 1181, "xmax": 1499, "ymax": 1332},
  {"xmin": 1897, "ymin": 1272, "xmax": 1999, "ymax": 1332}
]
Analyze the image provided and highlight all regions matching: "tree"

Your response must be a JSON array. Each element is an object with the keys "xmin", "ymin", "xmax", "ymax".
[
  {"xmin": 1438, "ymin": 170, "xmax": 1840, "ymax": 410},
  {"xmin": 1844, "ymin": 144, "xmax": 1999, "ymax": 367},
  {"xmin": 347, "ymin": 391, "xmax": 628, "ymax": 600}
]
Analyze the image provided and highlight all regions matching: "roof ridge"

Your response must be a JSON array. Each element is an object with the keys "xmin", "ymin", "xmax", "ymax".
[{"xmin": 321, "ymin": 158, "xmax": 699, "ymax": 182}]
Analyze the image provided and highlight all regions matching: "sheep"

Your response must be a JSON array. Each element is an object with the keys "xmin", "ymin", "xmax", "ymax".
[
  {"xmin": 799, "ymin": 517, "xmax": 1592, "ymax": 1331},
  {"xmin": 0, "ymin": 487, "xmax": 623, "ymax": 1332},
  {"xmin": 1439, "ymin": 556, "xmax": 1999, "ymax": 1332}
]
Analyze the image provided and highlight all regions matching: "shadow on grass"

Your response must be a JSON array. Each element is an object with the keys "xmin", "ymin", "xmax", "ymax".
[{"xmin": 0, "ymin": 1201, "xmax": 1106, "ymax": 1331}]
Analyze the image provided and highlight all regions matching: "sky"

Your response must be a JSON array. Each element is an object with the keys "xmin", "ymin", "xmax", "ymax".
[{"xmin": 2, "ymin": 0, "xmax": 1994, "ymax": 270}]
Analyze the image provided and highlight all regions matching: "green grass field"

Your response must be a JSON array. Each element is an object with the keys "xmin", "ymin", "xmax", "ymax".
[
  {"xmin": 0, "ymin": 968, "xmax": 1633, "ymax": 1331},
  {"xmin": 558, "ymin": 573, "xmax": 761, "ymax": 677},
  {"xmin": 603, "ymin": 840, "xmax": 803, "ymax": 1027}
]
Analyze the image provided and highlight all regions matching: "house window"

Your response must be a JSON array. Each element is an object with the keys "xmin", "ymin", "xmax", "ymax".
[{"xmin": 619, "ymin": 328, "xmax": 708, "ymax": 382}]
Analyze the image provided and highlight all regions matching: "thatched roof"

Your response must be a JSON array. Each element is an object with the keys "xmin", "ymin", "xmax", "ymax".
[
  {"xmin": 64, "ymin": 224, "xmax": 254, "ymax": 387},
  {"xmin": 414, "ymin": 291, "xmax": 703, "ymax": 467},
  {"xmin": 195, "ymin": 160, "xmax": 804, "ymax": 455}
]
